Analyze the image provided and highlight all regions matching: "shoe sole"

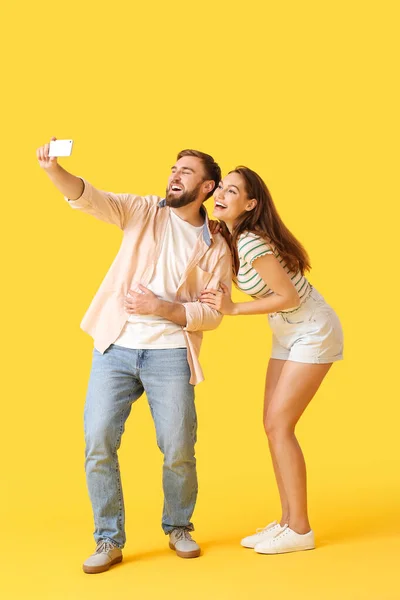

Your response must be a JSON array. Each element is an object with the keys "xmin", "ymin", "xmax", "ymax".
[
  {"xmin": 83, "ymin": 555, "xmax": 123, "ymax": 574},
  {"xmin": 169, "ymin": 542, "xmax": 201, "ymax": 558},
  {"xmin": 241, "ymin": 535, "xmax": 281, "ymax": 549},
  {"xmin": 256, "ymin": 545, "xmax": 315, "ymax": 555}
]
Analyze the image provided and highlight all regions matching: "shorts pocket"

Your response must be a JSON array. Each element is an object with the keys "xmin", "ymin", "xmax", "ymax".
[
  {"xmin": 282, "ymin": 307, "xmax": 311, "ymax": 325},
  {"xmin": 283, "ymin": 314, "xmax": 306, "ymax": 325}
]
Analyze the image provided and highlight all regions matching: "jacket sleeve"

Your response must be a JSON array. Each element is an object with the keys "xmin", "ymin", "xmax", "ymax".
[
  {"xmin": 65, "ymin": 178, "xmax": 149, "ymax": 229},
  {"xmin": 182, "ymin": 250, "xmax": 232, "ymax": 332}
]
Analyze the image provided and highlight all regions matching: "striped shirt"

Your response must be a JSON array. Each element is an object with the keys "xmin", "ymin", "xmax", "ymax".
[{"xmin": 236, "ymin": 232, "xmax": 311, "ymax": 311}]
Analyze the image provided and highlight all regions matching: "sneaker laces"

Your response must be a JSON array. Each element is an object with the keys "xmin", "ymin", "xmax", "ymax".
[
  {"xmin": 173, "ymin": 528, "xmax": 193, "ymax": 542},
  {"xmin": 255, "ymin": 521, "xmax": 278, "ymax": 536},
  {"xmin": 96, "ymin": 539, "xmax": 117, "ymax": 554},
  {"xmin": 273, "ymin": 524, "xmax": 289, "ymax": 539}
]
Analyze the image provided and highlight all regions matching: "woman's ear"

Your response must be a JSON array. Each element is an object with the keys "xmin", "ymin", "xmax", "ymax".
[{"xmin": 246, "ymin": 198, "xmax": 257, "ymax": 211}]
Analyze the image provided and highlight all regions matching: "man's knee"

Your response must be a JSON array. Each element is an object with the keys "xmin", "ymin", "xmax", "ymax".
[
  {"xmin": 85, "ymin": 416, "xmax": 120, "ymax": 458},
  {"xmin": 160, "ymin": 425, "xmax": 196, "ymax": 467}
]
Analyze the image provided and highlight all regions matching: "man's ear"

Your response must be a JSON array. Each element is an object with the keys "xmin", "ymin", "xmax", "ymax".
[
  {"xmin": 246, "ymin": 198, "xmax": 257, "ymax": 211},
  {"xmin": 203, "ymin": 180, "xmax": 215, "ymax": 195}
]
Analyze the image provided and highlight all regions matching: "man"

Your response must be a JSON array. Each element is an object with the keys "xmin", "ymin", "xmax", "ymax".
[{"xmin": 37, "ymin": 139, "xmax": 232, "ymax": 573}]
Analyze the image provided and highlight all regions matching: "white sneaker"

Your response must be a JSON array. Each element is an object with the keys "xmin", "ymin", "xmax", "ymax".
[
  {"xmin": 240, "ymin": 521, "xmax": 282, "ymax": 548},
  {"xmin": 255, "ymin": 524, "xmax": 315, "ymax": 554},
  {"xmin": 169, "ymin": 528, "xmax": 201, "ymax": 558},
  {"xmin": 83, "ymin": 539, "xmax": 123, "ymax": 574}
]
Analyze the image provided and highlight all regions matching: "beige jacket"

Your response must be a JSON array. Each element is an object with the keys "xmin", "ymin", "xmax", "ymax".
[{"xmin": 66, "ymin": 180, "xmax": 232, "ymax": 384}]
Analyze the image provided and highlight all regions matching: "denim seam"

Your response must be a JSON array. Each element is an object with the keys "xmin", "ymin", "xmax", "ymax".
[{"xmin": 114, "ymin": 400, "xmax": 135, "ymax": 544}]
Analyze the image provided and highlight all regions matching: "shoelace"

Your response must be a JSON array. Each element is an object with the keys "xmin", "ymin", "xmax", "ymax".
[
  {"xmin": 96, "ymin": 539, "xmax": 117, "ymax": 554},
  {"xmin": 272, "ymin": 524, "xmax": 289, "ymax": 540},
  {"xmin": 173, "ymin": 528, "xmax": 193, "ymax": 542},
  {"xmin": 255, "ymin": 521, "xmax": 277, "ymax": 536}
]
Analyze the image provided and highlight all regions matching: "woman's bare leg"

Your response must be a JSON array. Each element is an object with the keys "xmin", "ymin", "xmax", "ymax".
[
  {"xmin": 263, "ymin": 359, "xmax": 289, "ymax": 525},
  {"xmin": 264, "ymin": 361, "xmax": 332, "ymax": 533}
]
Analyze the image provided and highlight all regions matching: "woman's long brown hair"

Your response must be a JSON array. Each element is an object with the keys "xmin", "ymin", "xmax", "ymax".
[{"xmin": 219, "ymin": 167, "xmax": 311, "ymax": 276}]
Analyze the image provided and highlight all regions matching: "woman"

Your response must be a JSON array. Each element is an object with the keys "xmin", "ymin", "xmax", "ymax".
[{"xmin": 200, "ymin": 167, "xmax": 343, "ymax": 555}]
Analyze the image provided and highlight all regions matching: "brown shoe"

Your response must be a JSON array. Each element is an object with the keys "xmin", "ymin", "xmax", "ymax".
[
  {"xmin": 83, "ymin": 539, "xmax": 123, "ymax": 574},
  {"xmin": 169, "ymin": 528, "xmax": 201, "ymax": 558}
]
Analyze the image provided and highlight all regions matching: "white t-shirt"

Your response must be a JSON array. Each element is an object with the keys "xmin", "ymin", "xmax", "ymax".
[{"xmin": 114, "ymin": 210, "xmax": 203, "ymax": 349}]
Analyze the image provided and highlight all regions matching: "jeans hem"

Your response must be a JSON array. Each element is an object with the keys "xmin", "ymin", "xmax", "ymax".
[
  {"xmin": 163, "ymin": 523, "xmax": 195, "ymax": 535},
  {"xmin": 95, "ymin": 536, "xmax": 124, "ymax": 549}
]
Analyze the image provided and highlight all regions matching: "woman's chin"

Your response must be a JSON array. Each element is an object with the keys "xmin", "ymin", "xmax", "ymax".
[{"xmin": 213, "ymin": 209, "xmax": 224, "ymax": 218}]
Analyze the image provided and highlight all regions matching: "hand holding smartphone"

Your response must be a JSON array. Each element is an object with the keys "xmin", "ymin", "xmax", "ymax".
[
  {"xmin": 37, "ymin": 137, "xmax": 74, "ymax": 172},
  {"xmin": 49, "ymin": 139, "xmax": 73, "ymax": 157}
]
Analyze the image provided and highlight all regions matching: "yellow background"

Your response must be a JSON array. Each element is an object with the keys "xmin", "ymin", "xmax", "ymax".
[{"xmin": 1, "ymin": 1, "xmax": 399, "ymax": 598}]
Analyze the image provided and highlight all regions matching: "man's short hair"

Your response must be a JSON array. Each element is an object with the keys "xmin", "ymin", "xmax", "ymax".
[{"xmin": 177, "ymin": 149, "xmax": 221, "ymax": 200}]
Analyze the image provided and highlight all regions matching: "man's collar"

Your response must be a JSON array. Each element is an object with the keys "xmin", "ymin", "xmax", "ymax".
[{"xmin": 158, "ymin": 199, "xmax": 212, "ymax": 247}]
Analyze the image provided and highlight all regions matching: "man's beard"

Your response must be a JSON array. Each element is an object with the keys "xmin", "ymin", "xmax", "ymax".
[{"xmin": 165, "ymin": 182, "xmax": 203, "ymax": 208}]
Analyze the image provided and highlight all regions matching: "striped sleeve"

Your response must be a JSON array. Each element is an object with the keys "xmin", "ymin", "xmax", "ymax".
[{"xmin": 238, "ymin": 233, "xmax": 274, "ymax": 265}]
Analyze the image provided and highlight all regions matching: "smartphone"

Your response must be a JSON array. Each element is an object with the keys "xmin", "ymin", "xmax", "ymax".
[{"xmin": 49, "ymin": 139, "xmax": 73, "ymax": 157}]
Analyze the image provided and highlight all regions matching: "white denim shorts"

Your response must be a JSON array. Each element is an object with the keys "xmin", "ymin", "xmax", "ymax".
[{"xmin": 268, "ymin": 287, "xmax": 343, "ymax": 364}]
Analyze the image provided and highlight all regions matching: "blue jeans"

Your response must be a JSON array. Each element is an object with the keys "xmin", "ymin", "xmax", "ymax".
[{"xmin": 84, "ymin": 345, "xmax": 197, "ymax": 548}]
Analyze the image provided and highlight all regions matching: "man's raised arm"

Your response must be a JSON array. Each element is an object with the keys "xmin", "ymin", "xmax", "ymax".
[
  {"xmin": 37, "ymin": 137, "xmax": 147, "ymax": 229},
  {"xmin": 37, "ymin": 137, "xmax": 84, "ymax": 200}
]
